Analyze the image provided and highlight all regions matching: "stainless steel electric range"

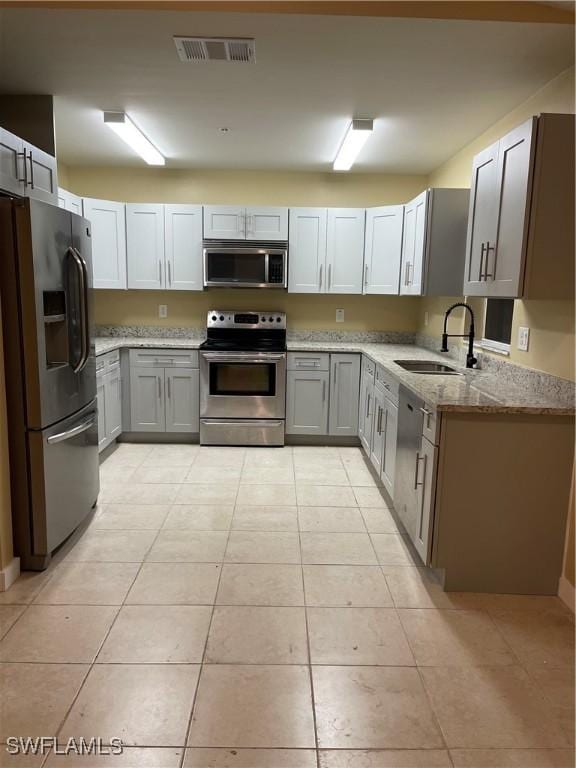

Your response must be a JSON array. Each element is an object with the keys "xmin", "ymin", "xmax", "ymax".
[{"xmin": 199, "ymin": 310, "xmax": 287, "ymax": 446}]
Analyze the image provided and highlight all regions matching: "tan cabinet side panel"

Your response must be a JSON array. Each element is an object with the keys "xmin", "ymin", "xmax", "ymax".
[{"xmin": 432, "ymin": 412, "xmax": 574, "ymax": 594}]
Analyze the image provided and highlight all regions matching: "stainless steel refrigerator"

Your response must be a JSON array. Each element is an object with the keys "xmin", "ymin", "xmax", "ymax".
[{"xmin": 0, "ymin": 196, "xmax": 99, "ymax": 570}]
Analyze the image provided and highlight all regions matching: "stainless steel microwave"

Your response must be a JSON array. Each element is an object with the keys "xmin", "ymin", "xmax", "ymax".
[{"xmin": 203, "ymin": 242, "xmax": 287, "ymax": 289}]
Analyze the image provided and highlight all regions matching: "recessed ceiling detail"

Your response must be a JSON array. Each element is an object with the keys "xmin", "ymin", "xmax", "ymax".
[{"xmin": 173, "ymin": 36, "xmax": 256, "ymax": 63}]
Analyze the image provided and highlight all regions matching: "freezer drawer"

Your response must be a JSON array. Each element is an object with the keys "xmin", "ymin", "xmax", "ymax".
[
  {"xmin": 200, "ymin": 418, "xmax": 284, "ymax": 446},
  {"xmin": 27, "ymin": 400, "xmax": 99, "ymax": 563}
]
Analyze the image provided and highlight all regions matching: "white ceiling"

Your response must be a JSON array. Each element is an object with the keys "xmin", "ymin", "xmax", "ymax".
[{"xmin": 0, "ymin": 8, "xmax": 573, "ymax": 173}]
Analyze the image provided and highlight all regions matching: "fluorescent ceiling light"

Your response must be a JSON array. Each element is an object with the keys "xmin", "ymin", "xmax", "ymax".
[
  {"xmin": 333, "ymin": 119, "xmax": 374, "ymax": 171},
  {"xmin": 103, "ymin": 112, "xmax": 165, "ymax": 166}
]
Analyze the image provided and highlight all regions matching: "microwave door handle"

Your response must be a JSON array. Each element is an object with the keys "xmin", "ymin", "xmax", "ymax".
[{"xmin": 265, "ymin": 252, "xmax": 270, "ymax": 284}]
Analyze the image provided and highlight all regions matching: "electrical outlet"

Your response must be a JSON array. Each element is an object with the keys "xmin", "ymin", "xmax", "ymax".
[
  {"xmin": 517, "ymin": 326, "xmax": 530, "ymax": 351},
  {"xmin": 159, "ymin": 304, "xmax": 168, "ymax": 319},
  {"xmin": 336, "ymin": 309, "xmax": 345, "ymax": 323}
]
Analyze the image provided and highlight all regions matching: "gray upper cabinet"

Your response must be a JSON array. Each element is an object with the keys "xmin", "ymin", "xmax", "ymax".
[
  {"xmin": 0, "ymin": 127, "xmax": 57, "ymax": 203},
  {"xmin": 58, "ymin": 187, "xmax": 82, "ymax": 215},
  {"xmin": 165, "ymin": 368, "xmax": 200, "ymax": 432},
  {"xmin": 363, "ymin": 205, "xmax": 403, "ymax": 294},
  {"xmin": 463, "ymin": 113, "xmax": 574, "ymax": 299},
  {"xmin": 288, "ymin": 208, "xmax": 327, "ymax": 293},
  {"xmin": 0, "ymin": 128, "xmax": 23, "ymax": 196},
  {"xmin": 326, "ymin": 209, "xmax": 365, "ymax": 294},
  {"xmin": 328, "ymin": 354, "xmax": 361, "ymax": 437},
  {"xmin": 400, "ymin": 188, "xmax": 470, "ymax": 297},
  {"xmin": 83, "ymin": 197, "xmax": 127, "ymax": 290},
  {"xmin": 164, "ymin": 204, "xmax": 203, "ymax": 291},
  {"xmin": 203, "ymin": 205, "xmax": 288, "ymax": 241},
  {"xmin": 126, "ymin": 203, "xmax": 166, "ymax": 290},
  {"xmin": 286, "ymin": 369, "xmax": 329, "ymax": 435}
]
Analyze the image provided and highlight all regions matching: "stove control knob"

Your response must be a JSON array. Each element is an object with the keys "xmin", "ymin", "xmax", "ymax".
[
  {"xmin": 211, "ymin": 315, "xmax": 217, "ymax": 321},
  {"xmin": 219, "ymin": 315, "xmax": 224, "ymax": 321},
  {"xmin": 269, "ymin": 316, "xmax": 274, "ymax": 322},
  {"xmin": 261, "ymin": 317, "xmax": 266, "ymax": 322},
  {"xmin": 276, "ymin": 317, "xmax": 281, "ymax": 322}
]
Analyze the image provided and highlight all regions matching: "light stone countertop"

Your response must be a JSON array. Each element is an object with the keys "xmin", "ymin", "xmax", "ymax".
[{"xmin": 94, "ymin": 336, "xmax": 575, "ymax": 416}]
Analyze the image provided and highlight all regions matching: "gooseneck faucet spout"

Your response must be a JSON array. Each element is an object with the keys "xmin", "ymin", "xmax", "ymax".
[{"xmin": 441, "ymin": 302, "xmax": 477, "ymax": 369}]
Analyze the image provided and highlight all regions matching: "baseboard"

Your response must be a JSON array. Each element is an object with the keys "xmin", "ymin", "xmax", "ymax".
[
  {"xmin": 558, "ymin": 574, "xmax": 575, "ymax": 613},
  {"xmin": 0, "ymin": 557, "xmax": 20, "ymax": 592}
]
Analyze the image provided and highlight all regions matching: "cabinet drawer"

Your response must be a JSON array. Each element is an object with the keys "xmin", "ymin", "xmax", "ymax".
[
  {"xmin": 362, "ymin": 355, "xmax": 376, "ymax": 382},
  {"xmin": 421, "ymin": 404, "xmax": 439, "ymax": 445},
  {"xmin": 287, "ymin": 352, "xmax": 329, "ymax": 372},
  {"xmin": 375, "ymin": 364, "xmax": 399, "ymax": 403},
  {"xmin": 129, "ymin": 348, "xmax": 199, "ymax": 368},
  {"xmin": 96, "ymin": 349, "xmax": 120, "ymax": 374}
]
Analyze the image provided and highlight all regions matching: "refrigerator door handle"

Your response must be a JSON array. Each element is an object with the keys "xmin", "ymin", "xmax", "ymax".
[
  {"xmin": 69, "ymin": 248, "xmax": 90, "ymax": 374},
  {"xmin": 47, "ymin": 416, "xmax": 96, "ymax": 444}
]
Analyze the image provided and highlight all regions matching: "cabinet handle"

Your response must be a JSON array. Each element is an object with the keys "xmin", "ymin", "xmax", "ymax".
[
  {"xmin": 167, "ymin": 376, "xmax": 171, "ymax": 399},
  {"xmin": 414, "ymin": 452, "xmax": 425, "ymax": 489},
  {"xmin": 17, "ymin": 150, "xmax": 28, "ymax": 186},
  {"xmin": 158, "ymin": 261, "xmax": 162, "ymax": 284},
  {"xmin": 484, "ymin": 243, "xmax": 495, "ymax": 280},
  {"xmin": 333, "ymin": 362, "xmax": 337, "ymax": 389},
  {"xmin": 328, "ymin": 264, "xmax": 332, "ymax": 290},
  {"xmin": 158, "ymin": 376, "xmax": 162, "ymax": 398},
  {"xmin": 479, "ymin": 242, "xmax": 486, "ymax": 281},
  {"xmin": 366, "ymin": 392, "xmax": 371, "ymax": 418},
  {"xmin": 404, "ymin": 262, "xmax": 410, "ymax": 286},
  {"xmin": 377, "ymin": 406, "xmax": 383, "ymax": 435},
  {"xmin": 318, "ymin": 264, "xmax": 323, "ymax": 290},
  {"xmin": 28, "ymin": 149, "xmax": 34, "ymax": 189},
  {"xmin": 322, "ymin": 379, "xmax": 326, "ymax": 402},
  {"xmin": 364, "ymin": 264, "xmax": 369, "ymax": 287},
  {"xmin": 168, "ymin": 261, "xmax": 172, "ymax": 285}
]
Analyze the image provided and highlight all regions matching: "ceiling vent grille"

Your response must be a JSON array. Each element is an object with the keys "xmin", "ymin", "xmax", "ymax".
[{"xmin": 174, "ymin": 37, "xmax": 256, "ymax": 63}]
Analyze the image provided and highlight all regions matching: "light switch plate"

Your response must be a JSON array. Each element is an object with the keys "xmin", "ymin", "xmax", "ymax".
[
  {"xmin": 517, "ymin": 326, "xmax": 530, "ymax": 351},
  {"xmin": 159, "ymin": 304, "xmax": 168, "ymax": 319},
  {"xmin": 336, "ymin": 309, "xmax": 345, "ymax": 323}
]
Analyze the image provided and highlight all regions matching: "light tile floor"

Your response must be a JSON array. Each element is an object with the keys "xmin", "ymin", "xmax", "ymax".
[{"xmin": 0, "ymin": 444, "xmax": 574, "ymax": 768}]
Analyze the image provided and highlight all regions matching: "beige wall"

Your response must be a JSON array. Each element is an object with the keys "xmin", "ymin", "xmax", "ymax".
[
  {"xmin": 420, "ymin": 65, "xmax": 575, "ymax": 382},
  {"xmin": 65, "ymin": 167, "xmax": 428, "ymax": 333}
]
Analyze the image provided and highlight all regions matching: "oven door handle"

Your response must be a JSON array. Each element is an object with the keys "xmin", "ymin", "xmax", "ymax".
[{"xmin": 201, "ymin": 352, "xmax": 285, "ymax": 363}]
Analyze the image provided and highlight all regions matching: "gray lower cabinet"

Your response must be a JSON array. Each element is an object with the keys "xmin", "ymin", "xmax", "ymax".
[
  {"xmin": 286, "ymin": 352, "xmax": 360, "ymax": 437},
  {"xmin": 414, "ymin": 434, "xmax": 438, "ymax": 564},
  {"xmin": 369, "ymin": 387, "xmax": 385, "ymax": 474},
  {"xmin": 96, "ymin": 351, "xmax": 123, "ymax": 452},
  {"xmin": 130, "ymin": 364, "xmax": 199, "ymax": 433},
  {"xmin": 381, "ymin": 395, "xmax": 398, "ymax": 498},
  {"xmin": 358, "ymin": 358, "xmax": 375, "ymax": 453},
  {"xmin": 329, "ymin": 354, "xmax": 361, "ymax": 437},
  {"xmin": 286, "ymin": 370, "xmax": 329, "ymax": 435}
]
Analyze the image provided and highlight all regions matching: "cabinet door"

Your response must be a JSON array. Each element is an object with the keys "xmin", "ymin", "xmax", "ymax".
[
  {"xmin": 358, "ymin": 373, "xmax": 374, "ymax": 454},
  {"xmin": 0, "ymin": 129, "xmax": 24, "ymax": 196},
  {"xmin": 83, "ymin": 198, "xmax": 127, "ymax": 290},
  {"xmin": 203, "ymin": 205, "xmax": 245, "ymax": 239},
  {"xmin": 126, "ymin": 203, "xmax": 165, "ymax": 289},
  {"xmin": 463, "ymin": 141, "xmax": 500, "ymax": 295},
  {"xmin": 23, "ymin": 142, "xmax": 58, "ymax": 204},
  {"xmin": 490, "ymin": 117, "xmax": 537, "ymax": 297},
  {"xmin": 326, "ymin": 209, "xmax": 365, "ymax": 294},
  {"xmin": 96, "ymin": 375, "xmax": 108, "ymax": 452},
  {"xmin": 381, "ymin": 396, "xmax": 398, "ymax": 500},
  {"xmin": 246, "ymin": 207, "xmax": 288, "ymax": 241},
  {"xmin": 104, "ymin": 367, "xmax": 122, "ymax": 442},
  {"xmin": 165, "ymin": 204, "xmax": 203, "ymax": 291},
  {"xmin": 329, "ymin": 354, "xmax": 361, "ymax": 437},
  {"xmin": 165, "ymin": 367, "xmax": 199, "ymax": 433},
  {"xmin": 288, "ymin": 208, "xmax": 327, "ymax": 293},
  {"xmin": 130, "ymin": 367, "xmax": 165, "ymax": 432},
  {"xmin": 369, "ymin": 388, "xmax": 385, "ymax": 475},
  {"xmin": 399, "ymin": 191, "xmax": 427, "ymax": 296},
  {"xmin": 414, "ymin": 436, "xmax": 438, "ymax": 565},
  {"xmin": 364, "ymin": 206, "xmax": 404, "ymax": 294},
  {"xmin": 58, "ymin": 188, "xmax": 82, "ymax": 214},
  {"xmin": 286, "ymin": 370, "xmax": 329, "ymax": 435}
]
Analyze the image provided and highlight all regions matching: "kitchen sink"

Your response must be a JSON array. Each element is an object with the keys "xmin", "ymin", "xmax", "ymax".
[{"xmin": 394, "ymin": 360, "xmax": 460, "ymax": 375}]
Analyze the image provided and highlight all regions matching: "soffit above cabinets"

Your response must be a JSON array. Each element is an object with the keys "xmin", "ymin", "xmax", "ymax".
[{"xmin": 0, "ymin": 9, "xmax": 572, "ymax": 172}]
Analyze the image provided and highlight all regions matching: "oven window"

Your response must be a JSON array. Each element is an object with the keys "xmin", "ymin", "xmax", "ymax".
[
  {"xmin": 210, "ymin": 363, "xmax": 276, "ymax": 396},
  {"xmin": 207, "ymin": 252, "xmax": 266, "ymax": 283}
]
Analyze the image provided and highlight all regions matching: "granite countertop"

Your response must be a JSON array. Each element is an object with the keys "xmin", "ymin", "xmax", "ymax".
[{"xmin": 94, "ymin": 336, "xmax": 575, "ymax": 416}]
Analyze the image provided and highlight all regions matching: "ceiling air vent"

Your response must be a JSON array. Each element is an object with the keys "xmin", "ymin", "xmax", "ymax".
[{"xmin": 174, "ymin": 37, "xmax": 256, "ymax": 63}]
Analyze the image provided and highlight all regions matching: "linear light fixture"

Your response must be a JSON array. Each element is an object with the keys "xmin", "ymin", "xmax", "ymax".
[
  {"xmin": 103, "ymin": 112, "xmax": 165, "ymax": 166},
  {"xmin": 333, "ymin": 119, "xmax": 374, "ymax": 171}
]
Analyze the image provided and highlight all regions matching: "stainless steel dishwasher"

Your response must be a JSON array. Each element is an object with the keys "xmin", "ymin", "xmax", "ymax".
[{"xmin": 394, "ymin": 385, "xmax": 426, "ymax": 559}]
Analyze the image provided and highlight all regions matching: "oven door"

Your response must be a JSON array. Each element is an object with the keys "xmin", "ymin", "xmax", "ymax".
[{"xmin": 200, "ymin": 352, "xmax": 286, "ymax": 419}]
